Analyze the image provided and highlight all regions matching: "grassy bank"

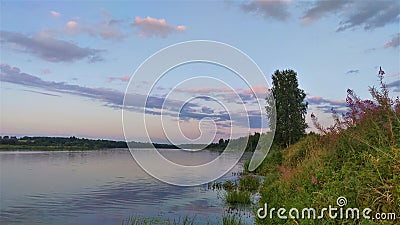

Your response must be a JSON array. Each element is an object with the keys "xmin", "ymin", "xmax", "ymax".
[{"xmin": 251, "ymin": 76, "xmax": 400, "ymax": 224}]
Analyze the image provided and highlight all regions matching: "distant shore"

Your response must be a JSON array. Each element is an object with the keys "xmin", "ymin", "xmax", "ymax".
[
  {"xmin": 0, "ymin": 145, "xmax": 125, "ymax": 151},
  {"xmin": 0, "ymin": 134, "xmax": 261, "ymax": 152}
]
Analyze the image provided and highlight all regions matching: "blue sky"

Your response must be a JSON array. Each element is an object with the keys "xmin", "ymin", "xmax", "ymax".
[{"xmin": 1, "ymin": 1, "xmax": 399, "ymax": 142}]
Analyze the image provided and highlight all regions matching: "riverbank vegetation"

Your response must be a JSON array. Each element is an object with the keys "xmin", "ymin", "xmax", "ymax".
[
  {"xmin": 123, "ymin": 215, "xmax": 246, "ymax": 225},
  {"xmin": 226, "ymin": 190, "xmax": 252, "ymax": 205},
  {"xmin": 0, "ymin": 136, "xmax": 128, "ymax": 150},
  {"xmin": 0, "ymin": 136, "xmax": 182, "ymax": 150},
  {"xmin": 0, "ymin": 132, "xmax": 262, "ymax": 151},
  {"xmin": 249, "ymin": 72, "xmax": 400, "ymax": 224}
]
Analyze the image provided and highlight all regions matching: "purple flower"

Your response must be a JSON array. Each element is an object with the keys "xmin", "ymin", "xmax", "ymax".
[{"xmin": 311, "ymin": 176, "xmax": 317, "ymax": 185}]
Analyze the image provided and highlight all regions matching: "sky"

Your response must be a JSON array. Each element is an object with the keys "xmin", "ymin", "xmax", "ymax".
[{"xmin": 0, "ymin": 0, "xmax": 399, "ymax": 143}]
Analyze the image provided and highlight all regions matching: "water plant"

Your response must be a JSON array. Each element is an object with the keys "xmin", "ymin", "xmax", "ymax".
[
  {"xmin": 238, "ymin": 175, "xmax": 260, "ymax": 193},
  {"xmin": 222, "ymin": 214, "xmax": 246, "ymax": 225},
  {"xmin": 123, "ymin": 216, "xmax": 196, "ymax": 225},
  {"xmin": 225, "ymin": 190, "xmax": 251, "ymax": 205},
  {"xmin": 223, "ymin": 180, "xmax": 236, "ymax": 191}
]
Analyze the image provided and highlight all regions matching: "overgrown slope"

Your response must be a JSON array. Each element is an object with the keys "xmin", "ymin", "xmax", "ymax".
[{"xmin": 255, "ymin": 75, "xmax": 400, "ymax": 224}]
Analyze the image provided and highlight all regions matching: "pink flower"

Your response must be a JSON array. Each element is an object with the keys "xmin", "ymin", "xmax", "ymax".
[{"xmin": 311, "ymin": 176, "xmax": 318, "ymax": 185}]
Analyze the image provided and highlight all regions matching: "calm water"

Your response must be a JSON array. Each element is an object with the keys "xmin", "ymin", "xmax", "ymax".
[{"xmin": 0, "ymin": 149, "xmax": 253, "ymax": 225}]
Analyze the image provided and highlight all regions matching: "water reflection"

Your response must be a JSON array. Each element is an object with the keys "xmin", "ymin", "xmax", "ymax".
[{"xmin": 0, "ymin": 149, "xmax": 252, "ymax": 225}]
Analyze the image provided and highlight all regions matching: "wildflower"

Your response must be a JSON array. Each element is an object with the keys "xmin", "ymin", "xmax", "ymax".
[
  {"xmin": 311, "ymin": 176, "xmax": 317, "ymax": 185},
  {"xmin": 378, "ymin": 66, "xmax": 385, "ymax": 75}
]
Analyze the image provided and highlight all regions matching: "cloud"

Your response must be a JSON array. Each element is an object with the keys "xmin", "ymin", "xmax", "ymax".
[
  {"xmin": 61, "ymin": 19, "xmax": 125, "ymax": 40},
  {"xmin": 0, "ymin": 31, "xmax": 104, "ymax": 63},
  {"xmin": 1, "ymin": 63, "xmax": 123, "ymax": 105},
  {"xmin": 42, "ymin": 12, "xmax": 126, "ymax": 41},
  {"xmin": 384, "ymin": 33, "xmax": 400, "ymax": 48},
  {"xmin": 108, "ymin": 75, "xmax": 130, "ymax": 83},
  {"xmin": 176, "ymin": 25, "xmax": 186, "ymax": 31},
  {"xmin": 201, "ymin": 106, "xmax": 214, "ymax": 114},
  {"xmin": 132, "ymin": 16, "xmax": 186, "ymax": 38},
  {"xmin": 337, "ymin": 1, "xmax": 400, "ymax": 31},
  {"xmin": 175, "ymin": 87, "xmax": 231, "ymax": 94},
  {"xmin": 387, "ymin": 80, "xmax": 400, "ymax": 92},
  {"xmin": 1, "ymin": 64, "xmax": 265, "ymax": 130},
  {"xmin": 301, "ymin": 0, "xmax": 350, "ymax": 23},
  {"xmin": 307, "ymin": 96, "xmax": 346, "ymax": 107},
  {"xmin": 301, "ymin": 1, "xmax": 400, "ymax": 31},
  {"xmin": 243, "ymin": 85, "xmax": 267, "ymax": 96},
  {"xmin": 175, "ymin": 85, "xmax": 266, "ymax": 105},
  {"xmin": 307, "ymin": 95, "xmax": 347, "ymax": 113},
  {"xmin": 50, "ymin": 10, "xmax": 60, "ymax": 17},
  {"xmin": 240, "ymin": 0, "xmax": 291, "ymax": 21},
  {"xmin": 346, "ymin": 69, "xmax": 359, "ymax": 75},
  {"xmin": 0, "ymin": 63, "xmax": 178, "ymax": 112},
  {"xmin": 66, "ymin": 20, "xmax": 78, "ymax": 29}
]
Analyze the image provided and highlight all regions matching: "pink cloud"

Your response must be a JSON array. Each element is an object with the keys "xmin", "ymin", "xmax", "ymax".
[
  {"xmin": 308, "ymin": 96, "xmax": 345, "ymax": 104},
  {"xmin": 41, "ymin": 12, "xmax": 126, "ymax": 41},
  {"xmin": 132, "ymin": 16, "xmax": 186, "ymax": 38},
  {"xmin": 175, "ymin": 87, "xmax": 232, "ymax": 94},
  {"xmin": 50, "ymin": 11, "xmax": 60, "ymax": 17},
  {"xmin": 176, "ymin": 25, "xmax": 186, "ymax": 31},
  {"xmin": 243, "ymin": 85, "xmax": 267, "ymax": 95},
  {"xmin": 66, "ymin": 21, "xmax": 78, "ymax": 29},
  {"xmin": 308, "ymin": 96, "xmax": 323, "ymax": 101},
  {"xmin": 108, "ymin": 75, "xmax": 130, "ymax": 83}
]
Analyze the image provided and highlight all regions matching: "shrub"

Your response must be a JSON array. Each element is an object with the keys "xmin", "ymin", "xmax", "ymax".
[
  {"xmin": 239, "ymin": 175, "xmax": 260, "ymax": 192},
  {"xmin": 223, "ymin": 180, "xmax": 236, "ymax": 191}
]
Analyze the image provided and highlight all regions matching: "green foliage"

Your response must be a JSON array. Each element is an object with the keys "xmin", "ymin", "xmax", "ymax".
[
  {"xmin": 0, "ymin": 136, "xmax": 188, "ymax": 150},
  {"xmin": 206, "ymin": 132, "xmax": 260, "ymax": 152},
  {"xmin": 255, "ymin": 73, "xmax": 400, "ymax": 224},
  {"xmin": 0, "ymin": 136, "xmax": 127, "ymax": 150},
  {"xmin": 123, "ymin": 216, "xmax": 196, "ymax": 225},
  {"xmin": 222, "ymin": 215, "xmax": 245, "ymax": 225},
  {"xmin": 225, "ymin": 190, "xmax": 251, "ymax": 205},
  {"xmin": 266, "ymin": 69, "xmax": 308, "ymax": 148},
  {"xmin": 223, "ymin": 180, "xmax": 236, "ymax": 191},
  {"xmin": 239, "ymin": 175, "xmax": 260, "ymax": 193}
]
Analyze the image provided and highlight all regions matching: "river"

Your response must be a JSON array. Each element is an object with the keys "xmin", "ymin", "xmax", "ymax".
[{"xmin": 0, "ymin": 149, "xmax": 254, "ymax": 225}]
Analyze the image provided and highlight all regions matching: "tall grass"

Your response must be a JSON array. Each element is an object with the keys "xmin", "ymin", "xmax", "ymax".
[
  {"xmin": 238, "ymin": 175, "xmax": 260, "ymax": 193},
  {"xmin": 123, "ymin": 215, "xmax": 246, "ymax": 225},
  {"xmin": 222, "ymin": 215, "xmax": 245, "ymax": 225},
  {"xmin": 255, "ymin": 72, "xmax": 400, "ymax": 224},
  {"xmin": 123, "ymin": 216, "xmax": 196, "ymax": 225},
  {"xmin": 223, "ymin": 180, "xmax": 236, "ymax": 191},
  {"xmin": 225, "ymin": 190, "xmax": 251, "ymax": 205}
]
